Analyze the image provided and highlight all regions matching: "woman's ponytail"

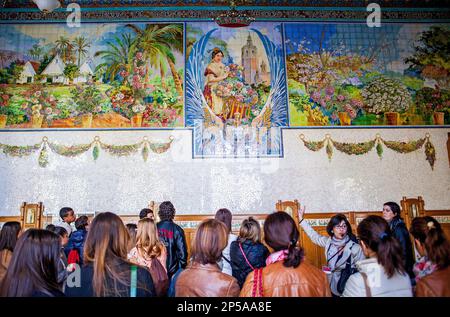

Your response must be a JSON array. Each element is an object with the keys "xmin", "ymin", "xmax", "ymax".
[
  {"xmin": 358, "ymin": 216, "xmax": 405, "ymax": 278},
  {"xmin": 411, "ymin": 216, "xmax": 450, "ymax": 269}
]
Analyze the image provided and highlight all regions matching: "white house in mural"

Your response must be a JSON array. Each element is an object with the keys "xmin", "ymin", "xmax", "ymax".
[
  {"xmin": 40, "ymin": 54, "xmax": 68, "ymax": 84},
  {"xmin": 73, "ymin": 61, "xmax": 94, "ymax": 84},
  {"xmin": 17, "ymin": 61, "xmax": 40, "ymax": 84}
]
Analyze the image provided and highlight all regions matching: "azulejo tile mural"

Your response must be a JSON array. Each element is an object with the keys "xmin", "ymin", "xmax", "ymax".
[
  {"xmin": 0, "ymin": 20, "xmax": 449, "ymax": 159},
  {"xmin": 285, "ymin": 23, "xmax": 450, "ymax": 127},
  {"xmin": 185, "ymin": 22, "xmax": 288, "ymax": 158},
  {"xmin": 0, "ymin": 23, "xmax": 184, "ymax": 129}
]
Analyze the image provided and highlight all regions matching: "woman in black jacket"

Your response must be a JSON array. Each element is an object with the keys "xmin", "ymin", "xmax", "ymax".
[
  {"xmin": 382, "ymin": 202, "xmax": 415, "ymax": 283},
  {"xmin": 230, "ymin": 217, "xmax": 269, "ymax": 288},
  {"xmin": 65, "ymin": 215, "xmax": 89, "ymax": 265}
]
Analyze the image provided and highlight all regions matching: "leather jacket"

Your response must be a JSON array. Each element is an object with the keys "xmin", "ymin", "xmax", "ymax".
[
  {"xmin": 240, "ymin": 259, "xmax": 331, "ymax": 297},
  {"xmin": 175, "ymin": 262, "xmax": 240, "ymax": 297},
  {"xmin": 415, "ymin": 266, "xmax": 450, "ymax": 297},
  {"xmin": 157, "ymin": 220, "xmax": 188, "ymax": 278}
]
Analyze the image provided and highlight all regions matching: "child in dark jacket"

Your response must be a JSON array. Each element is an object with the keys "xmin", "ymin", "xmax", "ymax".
[
  {"xmin": 230, "ymin": 217, "xmax": 269, "ymax": 288},
  {"xmin": 64, "ymin": 216, "xmax": 89, "ymax": 265}
]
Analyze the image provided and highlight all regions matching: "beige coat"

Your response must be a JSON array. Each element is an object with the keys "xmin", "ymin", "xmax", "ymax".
[{"xmin": 342, "ymin": 257, "xmax": 413, "ymax": 297}]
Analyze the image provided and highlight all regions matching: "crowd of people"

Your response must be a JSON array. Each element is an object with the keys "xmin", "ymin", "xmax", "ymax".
[{"xmin": 0, "ymin": 201, "xmax": 449, "ymax": 297}]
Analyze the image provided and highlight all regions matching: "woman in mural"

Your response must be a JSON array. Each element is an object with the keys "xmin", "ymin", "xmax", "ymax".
[{"xmin": 203, "ymin": 47, "xmax": 229, "ymax": 118}]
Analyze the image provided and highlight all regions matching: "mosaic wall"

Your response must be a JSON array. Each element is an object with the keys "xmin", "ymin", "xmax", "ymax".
[{"xmin": 0, "ymin": 128, "xmax": 449, "ymax": 216}]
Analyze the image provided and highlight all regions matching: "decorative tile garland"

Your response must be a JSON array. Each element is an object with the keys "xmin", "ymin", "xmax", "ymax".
[
  {"xmin": 0, "ymin": 135, "xmax": 174, "ymax": 167},
  {"xmin": 299, "ymin": 133, "xmax": 437, "ymax": 170}
]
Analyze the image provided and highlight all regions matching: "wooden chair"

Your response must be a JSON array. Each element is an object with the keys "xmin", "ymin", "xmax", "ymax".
[
  {"xmin": 20, "ymin": 202, "xmax": 44, "ymax": 230},
  {"xmin": 400, "ymin": 196, "xmax": 425, "ymax": 230},
  {"xmin": 400, "ymin": 196, "xmax": 426, "ymax": 261},
  {"xmin": 275, "ymin": 199, "xmax": 300, "ymax": 227}
]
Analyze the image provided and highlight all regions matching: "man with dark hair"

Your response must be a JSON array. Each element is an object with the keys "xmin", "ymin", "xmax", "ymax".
[
  {"xmin": 156, "ymin": 201, "xmax": 187, "ymax": 279},
  {"xmin": 56, "ymin": 207, "xmax": 76, "ymax": 236},
  {"xmin": 139, "ymin": 208, "xmax": 154, "ymax": 220}
]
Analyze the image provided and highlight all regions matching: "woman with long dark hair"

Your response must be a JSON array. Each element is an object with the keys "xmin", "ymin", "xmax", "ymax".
[
  {"xmin": 64, "ymin": 212, "xmax": 156, "ymax": 297},
  {"xmin": 0, "ymin": 221, "xmax": 21, "ymax": 282},
  {"xmin": 382, "ymin": 202, "xmax": 415, "ymax": 282},
  {"xmin": 240, "ymin": 212, "xmax": 331, "ymax": 297},
  {"xmin": 410, "ymin": 216, "xmax": 450, "ymax": 296},
  {"xmin": 298, "ymin": 207, "xmax": 364, "ymax": 296},
  {"xmin": 0, "ymin": 229, "xmax": 64, "ymax": 297},
  {"xmin": 342, "ymin": 215, "xmax": 412, "ymax": 297}
]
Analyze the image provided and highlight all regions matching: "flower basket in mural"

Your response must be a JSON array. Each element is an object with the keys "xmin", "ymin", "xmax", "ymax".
[
  {"xmin": 213, "ymin": 64, "xmax": 259, "ymax": 120},
  {"xmin": 71, "ymin": 83, "xmax": 104, "ymax": 128},
  {"xmin": 0, "ymin": 114, "xmax": 7, "ymax": 128},
  {"xmin": 338, "ymin": 112, "xmax": 351, "ymax": 126},
  {"xmin": 309, "ymin": 87, "xmax": 363, "ymax": 126},
  {"xmin": 415, "ymin": 87, "xmax": 450, "ymax": 125},
  {"xmin": 385, "ymin": 112, "xmax": 400, "ymax": 125},
  {"xmin": 21, "ymin": 86, "xmax": 59, "ymax": 128},
  {"xmin": 81, "ymin": 113, "xmax": 93, "ymax": 128},
  {"xmin": 433, "ymin": 111, "xmax": 445, "ymax": 125},
  {"xmin": 361, "ymin": 77, "xmax": 412, "ymax": 117}
]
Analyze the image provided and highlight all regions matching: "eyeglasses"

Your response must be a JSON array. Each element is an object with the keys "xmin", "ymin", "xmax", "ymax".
[{"xmin": 334, "ymin": 224, "xmax": 347, "ymax": 230}]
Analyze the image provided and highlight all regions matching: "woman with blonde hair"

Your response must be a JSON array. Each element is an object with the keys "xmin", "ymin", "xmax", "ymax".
[
  {"xmin": 64, "ymin": 212, "xmax": 156, "ymax": 297},
  {"xmin": 175, "ymin": 219, "xmax": 240, "ymax": 297},
  {"xmin": 128, "ymin": 218, "xmax": 169, "ymax": 296},
  {"xmin": 230, "ymin": 217, "xmax": 269, "ymax": 288},
  {"xmin": 129, "ymin": 218, "xmax": 167, "ymax": 271}
]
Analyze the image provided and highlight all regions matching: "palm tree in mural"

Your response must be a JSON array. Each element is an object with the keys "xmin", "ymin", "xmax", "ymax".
[
  {"xmin": 28, "ymin": 44, "xmax": 43, "ymax": 61},
  {"xmin": 73, "ymin": 36, "xmax": 91, "ymax": 68},
  {"xmin": 94, "ymin": 33, "xmax": 135, "ymax": 83},
  {"xmin": 55, "ymin": 36, "xmax": 74, "ymax": 63},
  {"xmin": 125, "ymin": 23, "xmax": 183, "ymax": 97}
]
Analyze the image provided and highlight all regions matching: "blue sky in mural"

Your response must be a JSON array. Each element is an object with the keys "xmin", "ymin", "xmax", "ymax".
[{"xmin": 284, "ymin": 23, "xmax": 440, "ymax": 74}]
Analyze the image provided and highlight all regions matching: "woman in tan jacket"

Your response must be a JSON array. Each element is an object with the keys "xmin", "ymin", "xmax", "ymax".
[
  {"xmin": 0, "ymin": 221, "xmax": 22, "ymax": 282},
  {"xmin": 240, "ymin": 212, "xmax": 331, "ymax": 297}
]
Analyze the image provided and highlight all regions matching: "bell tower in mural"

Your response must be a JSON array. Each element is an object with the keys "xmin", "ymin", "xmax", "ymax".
[{"xmin": 241, "ymin": 33, "xmax": 258, "ymax": 85}]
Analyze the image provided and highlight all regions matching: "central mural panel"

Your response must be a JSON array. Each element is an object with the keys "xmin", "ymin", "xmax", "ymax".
[{"xmin": 185, "ymin": 22, "xmax": 288, "ymax": 158}]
